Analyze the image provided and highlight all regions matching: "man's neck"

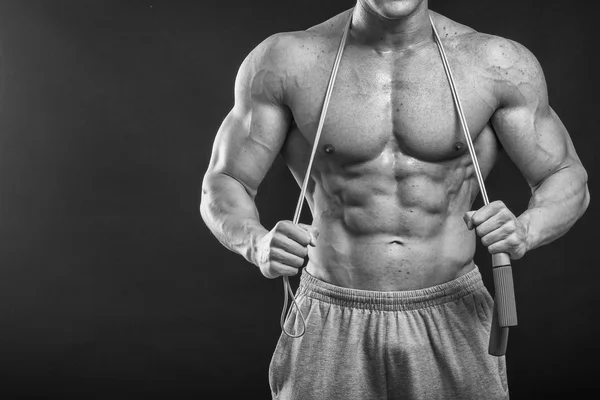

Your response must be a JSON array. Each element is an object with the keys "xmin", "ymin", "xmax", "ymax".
[{"xmin": 351, "ymin": 1, "xmax": 432, "ymax": 51}]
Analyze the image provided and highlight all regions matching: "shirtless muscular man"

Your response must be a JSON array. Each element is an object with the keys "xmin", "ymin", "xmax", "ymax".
[{"xmin": 200, "ymin": 1, "xmax": 589, "ymax": 398}]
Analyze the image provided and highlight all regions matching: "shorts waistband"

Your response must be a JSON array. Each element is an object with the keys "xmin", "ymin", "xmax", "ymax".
[{"xmin": 297, "ymin": 266, "xmax": 485, "ymax": 311}]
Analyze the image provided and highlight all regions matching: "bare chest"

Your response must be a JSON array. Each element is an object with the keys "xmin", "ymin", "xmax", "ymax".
[{"xmin": 285, "ymin": 45, "xmax": 496, "ymax": 165}]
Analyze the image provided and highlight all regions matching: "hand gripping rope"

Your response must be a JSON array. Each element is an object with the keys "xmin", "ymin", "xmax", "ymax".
[{"xmin": 429, "ymin": 15, "xmax": 518, "ymax": 356}]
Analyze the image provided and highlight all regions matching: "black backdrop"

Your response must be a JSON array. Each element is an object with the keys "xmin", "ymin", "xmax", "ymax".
[{"xmin": 0, "ymin": 0, "xmax": 597, "ymax": 398}]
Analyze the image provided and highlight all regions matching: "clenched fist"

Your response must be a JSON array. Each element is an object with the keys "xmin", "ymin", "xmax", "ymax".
[
  {"xmin": 256, "ymin": 221, "xmax": 319, "ymax": 279},
  {"xmin": 464, "ymin": 200, "xmax": 529, "ymax": 260}
]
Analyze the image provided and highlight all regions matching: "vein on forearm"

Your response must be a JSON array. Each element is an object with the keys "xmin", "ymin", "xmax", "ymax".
[
  {"xmin": 201, "ymin": 173, "xmax": 266, "ymax": 262},
  {"xmin": 519, "ymin": 163, "xmax": 589, "ymax": 250}
]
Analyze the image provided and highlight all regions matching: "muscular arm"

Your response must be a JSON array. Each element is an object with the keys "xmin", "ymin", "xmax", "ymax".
[
  {"xmin": 488, "ymin": 38, "xmax": 590, "ymax": 253},
  {"xmin": 200, "ymin": 35, "xmax": 291, "ymax": 265}
]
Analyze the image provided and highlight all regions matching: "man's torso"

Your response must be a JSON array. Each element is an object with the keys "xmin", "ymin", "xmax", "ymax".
[{"xmin": 271, "ymin": 10, "xmax": 508, "ymax": 290}]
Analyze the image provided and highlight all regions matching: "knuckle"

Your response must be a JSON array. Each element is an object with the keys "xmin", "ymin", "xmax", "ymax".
[
  {"xmin": 273, "ymin": 263, "xmax": 288, "ymax": 275},
  {"xmin": 494, "ymin": 219, "xmax": 505, "ymax": 230},
  {"xmin": 297, "ymin": 227, "xmax": 310, "ymax": 241},
  {"xmin": 281, "ymin": 266, "xmax": 299, "ymax": 277},
  {"xmin": 268, "ymin": 247, "xmax": 280, "ymax": 260},
  {"xmin": 275, "ymin": 265, "xmax": 287, "ymax": 276},
  {"xmin": 270, "ymin": 234, "xmax": 281, "ymax": 247},
  {"xmin": 470, "ymin": 213, "xmax": 479, "ymax": 225},
  {"xmin": 297, "ymin": 235, "xmax": 310, "ymax": 246},
  {"xmin": 274, "ymin": 220, "xmax": 290, "ymax": 232},
  {"xmin": 305, "ymin": 233, "xmax": 312, "ymax": 245},
  {"xmin": 292, "ymin": 245, "xmax": 307, "ymax": 258},
  {"xmin": 300, "ymin": 246, "xmax": 309, "ymax": 257},
  {"xmin": 263, "ymin": 265, "xmax": 277, "ymax": 279},
  {"xmin": 496, "ymin": 225, "xmax": 508, "ymax": 237},
  {"xmin": 269, "ymin": 269, "xmax": 280, "ymax": 279}
]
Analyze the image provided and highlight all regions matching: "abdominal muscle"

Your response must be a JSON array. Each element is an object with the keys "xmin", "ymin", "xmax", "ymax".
[{"xmin": 304, "ymin": 158, "xmax": 479, "ymax": 291}]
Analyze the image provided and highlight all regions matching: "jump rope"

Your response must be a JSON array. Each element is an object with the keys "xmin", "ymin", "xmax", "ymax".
[{"xmin": 280, "ymin": 11, "xmax": 517, "ymax": 356}]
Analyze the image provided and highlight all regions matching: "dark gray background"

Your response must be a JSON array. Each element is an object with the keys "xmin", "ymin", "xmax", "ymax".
[{"xmin": 0, "ymin": 0, "xmax": 596, "ymax": 398}]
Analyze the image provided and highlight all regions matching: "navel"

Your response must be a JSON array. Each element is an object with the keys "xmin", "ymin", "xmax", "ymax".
[{"xmin": 323, "ymin": 144, "xmax": 335, "ymax": 154}]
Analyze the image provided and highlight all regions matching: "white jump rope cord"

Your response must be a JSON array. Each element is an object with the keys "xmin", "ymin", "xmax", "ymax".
[
  {"xmin": 429, "ymin": 15, "xmax": 490, "ymax": 205},
  {"xmin": 281, "ymin": 13, "xmax": 491, "ymax": 338},
  {"xmin": 280, "ymin": 14, "xmax": 352, "ymax": 337}
]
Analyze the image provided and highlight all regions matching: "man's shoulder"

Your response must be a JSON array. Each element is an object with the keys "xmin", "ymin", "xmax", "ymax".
[
  {"xmin": 463, "ymin": 33, "xmax": 540, "ymax": 74},
  {"xmin": 467, "ymin": 32, "xmax": 544, "ymax": 94},
  {"xmin": 432, "ymin": 12, "xmax": 542, "ymax": 82},
  {"xmin": 243, "ymin": 9, "xmax": 352, "ymax": 72},
  {"xmin": 433, "ymin": 11, "xmax": 546, "ymax": 108}
]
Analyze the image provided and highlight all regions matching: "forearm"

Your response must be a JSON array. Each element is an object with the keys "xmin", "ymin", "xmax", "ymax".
[
  {"xmin": 518, "ymin": 164, "xmax": 590, "ymax": 252},
  {"xmin": 200, "ymin": 172, "xmax": 269, "ymax": 266}
]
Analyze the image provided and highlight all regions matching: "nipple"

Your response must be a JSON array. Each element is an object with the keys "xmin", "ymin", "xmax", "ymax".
[
  {"xmin": 323, "ymin": 144, "xmax": 335, "ymax": 154},
  {"xmin": 454, "ymin": 142, "xmax": 465, "ymax": 151}
]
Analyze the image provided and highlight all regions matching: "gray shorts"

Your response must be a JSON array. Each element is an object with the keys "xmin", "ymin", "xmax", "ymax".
[{"xmin": 269, "ymin": 266, "xmax": 509, "ymax": 399}]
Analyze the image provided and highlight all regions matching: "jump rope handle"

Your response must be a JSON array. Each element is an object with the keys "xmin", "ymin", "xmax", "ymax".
[{"xmin": 488, "ymin": 252, "xmax": 517, "ymax": 356}]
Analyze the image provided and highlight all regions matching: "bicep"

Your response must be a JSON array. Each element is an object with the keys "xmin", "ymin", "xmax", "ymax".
[
  {"xmin": 489, "ymin": 39, "xmax": 580, "ymax": 189},
  {"xmin": 205, "ymin": 37, "xmax": 292, "ymax": 198},
  {"xmin": 492, "ymin": 104, "xmax": 575, "ymax": 189}
]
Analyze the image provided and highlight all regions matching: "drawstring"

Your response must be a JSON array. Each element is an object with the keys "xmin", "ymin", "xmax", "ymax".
[{"xmin": 280, "ymin": 12, "xmax": 353, "ymax": 338}]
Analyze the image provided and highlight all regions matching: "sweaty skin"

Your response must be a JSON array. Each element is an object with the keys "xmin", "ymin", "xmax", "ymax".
[{"xmin": 201, "ymin": 4, "xmax": 589, "ymax": 291}]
